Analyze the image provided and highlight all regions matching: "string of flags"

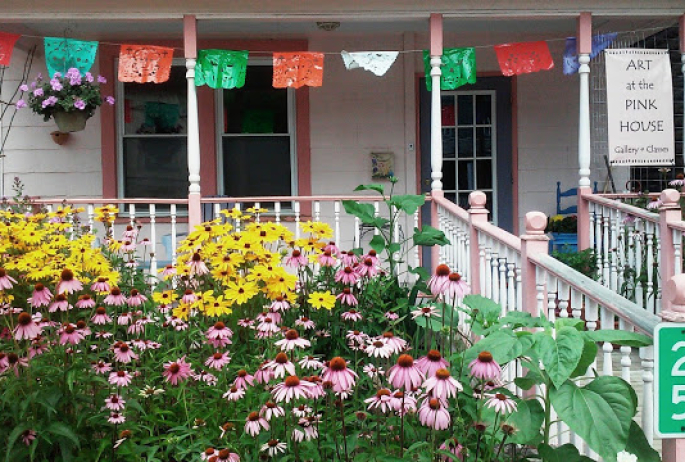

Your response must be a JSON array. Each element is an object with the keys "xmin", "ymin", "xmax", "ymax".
[{"xmin": 0, "ymin": 31, "xmax": 622, "ymax": 90}]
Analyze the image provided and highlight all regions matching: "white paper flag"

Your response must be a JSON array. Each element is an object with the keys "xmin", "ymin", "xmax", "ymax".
[{"xmin": 340, "ymin": 51, "xmax": 399, "ymax": 76}]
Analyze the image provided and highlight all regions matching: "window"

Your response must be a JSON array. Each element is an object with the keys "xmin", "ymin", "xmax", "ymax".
[
  {"xmin": 117, "ymin": 63, "xmax": 188, "ymax": 199},
  {"xmin": 217, "ymin": 63, "xmax": 297, "ymax": 198}
]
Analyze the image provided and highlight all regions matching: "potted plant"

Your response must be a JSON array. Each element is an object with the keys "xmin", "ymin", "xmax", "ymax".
[
  {"xmin": 546, "ymin": 214, "xmax": 578, "ymax": 253},
  {"xmin": 18, "ymin": 68, "xmax": 114, "ymax": 132}
]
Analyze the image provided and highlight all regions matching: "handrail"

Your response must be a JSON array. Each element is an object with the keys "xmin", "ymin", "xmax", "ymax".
[
  {"xmin": 431, "ymin": 193, "xmax": 469, "ymax": 222},
  {"xmin": 529, "ymin": 253, "xmax": 659, "ymax": 336},
  {"xmin": 200, "ymin": 195, "xmax": 410, "ymax": 203},
  {"xmin": 583, "ymin": 193, "xmax": 659, "ymax": 223},
  {"xmin": 473, "ymin": 220, "xmax": 522, "ymax": 252},
  {"xmin": 28, "ymin": 198, "xmax": 190, "ymax": 205},
  {"xmin": 597, "ymin": 192, "xmax": 685, "ymax": 200},
  {"xmin": 667, "ymin": 219, "xmax": 685, "ymax": 233}
]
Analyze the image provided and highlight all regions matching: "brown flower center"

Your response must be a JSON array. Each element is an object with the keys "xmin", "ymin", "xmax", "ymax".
[
  {"xmin": 449, "ymin": 272, "xmax": 462, "ymax": 282},
  {"xmin": 111, "ymin": 287, "xmax": 121, "ymax": 296},
  {"xmin": 65, "ymin": 325, "xmax": 76, "ymax": 334},
  {"xmin": 238, "ymin": 369, "xmax": 247, "ymax": 377},
  {"xmin": 436, "ymin": 368, "xmax": 451, "ymax": 380},
  {"xmin": 218, "ymin": 449, "xmax": 230, "ymax": 459},
  {"xmin": 330, "ymin": 357, "xmax": 346, "ymax": 371},
  {"xmin": 429, "ymin": 398, "xmax": 441, "ymax": 410},
  {"xmin": 376, "ymin": 388, "xmax": 391, "ymax": 397},
  {"xmin": 169, "ymin": 363, "xmax": 180, "ymax": 374},
  {"xmin": 285, "ymin": 329, "xmax": 299, "ymax": 340},
  {"xmin": 119, "ymin": 344, "xmax": 129, "ymax": 353},
  {"xmin": 213, "ymin": 352, "xmax": 223, "ymax": 360},
  {"xmin": 435, "ymin": 264, "xmax": 450, "ymax": 276},
  {"xmin": 285, "ymin": 376, "xmax": 301, "ymax": 387},
  {"xmin": 478, "ymin": 351, "xmax": 494, "ymax": 363},
  {"xmin": 397, "ymin": 354, "xmax": 414, "ymax": 368},
  {"xmin": 192, "ymin": 253, "xmax": 202, "ymax": 262},
  {"xmin": 17, "ymin": 312, "xmax": 32, "ymax": 326},
  {"xmin": 60, "ymin": 269, "xmax": 74, "ymax": 281},
  {"xmin": 76, "ymin": 320, "xmax": 86, "ymax": 329},
  {"xmin": 275, "ymin": 353, "xmax": 289, "ymax": 364},
  {"xmin": 34, "ymin": 283, "xmax": 45, "ymax": 291}
]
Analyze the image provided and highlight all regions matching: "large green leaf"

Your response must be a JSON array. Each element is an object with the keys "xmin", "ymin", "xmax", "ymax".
[
  {"xmin": 369, "ymin": 235, "xmax": 386, "ymax": 253},
  {"xmin": 463, "ymin": 294, "xmax": 502, "ymax": 328},
  {"xmin": 538, "ymin": 327, "xmax": 584, "ymax": 389},
  {"xmin": 413, "ymin": 225, "xmax": 450, "ymax": 246},
  {"xmin": 537, "ymin": 444, "xmax": 594, "ymax": 462},
  {"xmin": 570, "ymin": 339, "xmax": 599, "ymax": 378},
  {"xmin": 354, "ymin": 184, "xmax": 385, "ymax": 195},
  {"xmin": 342, "ymin": 200, "xmax": 376, "ymax": 224},
  {"xmin": 550, "ymin": 377, "xmax": 636, "ymax": 461},
  {"xmin": 464, "ymin": 329, "xmax": 522, "ymax": 365},
  {"xmin": 46, "ymin": 422, "xmax": 81, "ymax": 449},
  {"xmin": 389, "ymin": 194, "xmax": 425, "ymax": 214},
  {"xmin": 505, "ymin": 399, "xmax": 544, "ymax": 445},
  {"xmin": 583, "ymin": 330, "xmax": 652, "ymax": 347},
  {"xmin": 623, "ymin": 420, "xmax": 661, "ymax": 462}
]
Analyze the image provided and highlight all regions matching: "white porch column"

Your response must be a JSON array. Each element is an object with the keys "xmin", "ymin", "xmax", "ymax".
[
  {"xmin": 577, "ymin": 12, "xmax": 592, "ymax": 189},
  {"xmin": 429, "ymin": 13, "xmax": 443, "ymax": 192},
  {"xmin": 184, "ymin": 14, "xmax": 202, "ymax": 228}
]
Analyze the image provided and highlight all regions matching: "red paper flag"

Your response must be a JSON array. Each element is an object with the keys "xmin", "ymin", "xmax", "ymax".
[
  {"xmin": 118, "ymin": 45, "xmax": 174, "ymax": 83},
  {"xmin": 273, "ymin": 52, "xmax": 324, "ymax": 89},
  {"xmin": 494, "ymin": 41, "xmax": 554, "ymax": 76},
  {"xmin": 0, "ymin": 32, "xmax": 21, "ymax": 66}
]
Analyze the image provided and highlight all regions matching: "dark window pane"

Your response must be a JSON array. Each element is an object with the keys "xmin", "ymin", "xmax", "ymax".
[
  {"xmin": 223, "ymin": 136, "xmax": 292, "ymax": 196},
  {"xmin": 458, "ymin": 193, "xmax": 470, "ymax": 209},
  {"xmin": 457, "ymin": 128, "xmax": 474, "ymax": 158},
  {"xmin": 458, "ymin": 160, "xmax": 474, "ymax": 191},
  {"xmin": 445, "ymin": 192, "xmax": 457, "ymax": 204},
  {"xmin": 123, "ymin": 66, "xmax": 187, "ymax": 135},
  {"xmin": 123, "ymin": 138, "xmax": 188, "ymax": 198},
  {"xmin": 476, "ymin": 159, "xmax": 493, "ymax": 189},
  {"xmin": 475, "ymin": 94, "xmax": 492, "ymax": 125},
  {"xmin": 485, "ymin": 192, "xmax": 494, "ymax": 213},
  {"xmin": 457, "ymin": 95, "xmax": 473, "ymax": 125},
  {"xmin": 442, "ymin": 128, "xmax": 455, "ymax": 158},
  {"xmin": 476, "ymin": 127, "xmax": 492, "ymax": 158},
  {"xmin": 441, "ymin": 96, "xmax": 455, "ymax": 126},
  {"xmin": 224, "ymin": 66, "xmax": 288, "ymax": 134},
  {"xmin": 442, "ymin": 160, "xmax": 456, "ymax": 191}
]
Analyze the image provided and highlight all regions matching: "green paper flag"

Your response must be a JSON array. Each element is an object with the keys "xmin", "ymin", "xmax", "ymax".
[
  {"xmin": 423, "ymin": 47, "xmax": 476, "ymax": 91},
  {"xmin": 196, "ymin": 49, "xmax": 249, "ymax": 89},
  {"xmin": 44, "ymin": 37, "xmax": 98, "ymax": 78}
]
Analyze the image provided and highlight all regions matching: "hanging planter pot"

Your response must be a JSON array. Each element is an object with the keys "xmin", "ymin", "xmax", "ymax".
[{"xmin": 53, "ymin": 111, "xmax": 90, "ymax": 133}]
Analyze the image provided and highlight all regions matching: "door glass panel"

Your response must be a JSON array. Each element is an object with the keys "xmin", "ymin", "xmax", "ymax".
[
  {"xmin": 458, "ymin": 160, "xmax": 474, "ymax": 191},
  {"xmin": 442, "ymin": 128, "xmax": 455, "ymax": 158},
  {"xmin": 458, "ymin": 193, "xmax": 470, "ymax": 209},
  {"xmin": 476, "ymin": 160, "xmax": 493, "ymax": 189},
  {"xmin": 223, "ymin": 137, "xmax": 292, "ymax": 197},
  {"xmin": 457, "ymin": 95, "xmax": 473, "ymax": 125},
  {"xmin": 457, "ymin": 128, "xmax": 474, "ymax": 158},
  {"xmin": 123, "ymin": 138, "xmax": 187, "ymax": 198},
  {"xmin": 476, "ymin": 127, "xmax": 492, "ymax": 157},
  {"xmin": 441, "ymin": 96, "xmax": 455, "ymax": 126},
  {"xmin": 475, "ymin": 94, "xmax": 492, "ymax": 125},
  {"xmin": 442, "ymin": 160, "xmax": 456, "ymax": 191}
]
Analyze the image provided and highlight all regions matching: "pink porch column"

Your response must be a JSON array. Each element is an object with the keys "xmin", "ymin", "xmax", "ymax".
[
  {"xmin": 184, "ymin": 14, "xmax": 202, "ymax": 228},
  {"xmin": 468, "ymin": 191, "xmax": 489, "ymax": 295},
  {"xmin": 659, "ymin": 189, "xmax": 681, "ymax": 287},
  {"xmin": 520, "ymin": 212, "xmax": 549, "ymax": 316},
  {"xmin": 576, "ymin": 12, "xmax": 592, "ymax": 251}
]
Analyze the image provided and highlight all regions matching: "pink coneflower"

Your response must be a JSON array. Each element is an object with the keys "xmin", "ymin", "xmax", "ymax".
[
  {"xmin": 363, "ymin": 250, "xmax": 380, "ymax": 266},
  {"xmin": 5, "ymin": 352, "xmax": 27, "ymax": 376},
  {"xmin": 91, "ymin": 277, "xmax": 111, "ymax": 293},
  {"xmin": 245, "ymin": 411, "xmax": 270, "ymax": 436},
  {"xmin": 28, "ymin": 341, "xmax": 48, "ymax": 359},
  {"xmin": 189, "ymin": 253, "xmax": 210, "ymax": 276},
  {"xmin": 194, "ymin": 370, "xmax": 218, "ymax": 386},
  {"xmin": 104, "ymin": 287, "xmax": 126, "ymax": 306},
  {"xmin": 284, "ymin": 249, "xmax": 307, "ymax": 267},
  {"xmin": 58, "ymin": 323, "xmax": 84, "ymax": 345},
  {"xmin": 163, "ymin": 357, "xmax": 193, "ymax": 386},
  {"xmin": 341, "ymin": 309, "xmax": 363, "ymax": 322},
  {"xmin": 381, "ymin": 332, "xmax": 407, "ymax": 354},
  {"xmin": 340, "ymin": 250, "xmax": 359, "ymax": 266},
  {"xmin": 324, "ymin": 241, "xmax": 341, "ymax": 256},
  {"xmin": 390, "ymin": 390, "xmax": 417, "ymax": 416},
  {"xmin": 21, "ymin": 429, "xmax": 36, "ymax": 446},
  {"xmin": 261, "ymin": 439, "xmax": 287, "ymax": 457},
  {"xmin": 336, "ymin": 287, "xmax": 358, "ymax": 306},
  {"xmin": 428, "ymin": 264, "xmax": 451, "ymax": 296},
  {"xmin": 118, "ymin": 312, "xmax": 133, "ymax": 326},
  {"xmin": 57, "ymin": 269, "xmax": 83, "ymax": 294},
  {"xmin": 303, "ymin": 376, "xmax": 325, "ymax": 399},
  {"xmin": 646, "ymin": 198, "xmax": 663, "ymax": 209},
  {"xmin": 75, "ymin": 320, "xmax": 91, "ymax": 337},
  {"xmin": 416, "ymin": 350, "xmax": 450, "ymax": 378},
  {"xmin": 205, "ymin": 351, "xmax": 231, "ymax": 370},
  {"xmin": 468, "ymin": 351, "xmax": 501, "ymax": 381},
  {"xmin": 439, "ymin": 438, "xmax": 464, "ymax": 461},
  {"xmin": 321, "ymin": 357, "xmax": 358, "ymax": 393},
  {"xmin": 28, "ymin": 283, "xmax": 52, "ymax": 307},
  {"xmin": 122, "ymin": 225, "xmax": 138, "ymax": 239},
  {"xmin": 113, "ymin": 342, "xmax": 138, "ymax": 364},
  {"xmin": 317, "ymin": 250, "xmax": 336, "ymax": 267},
  {"xmin": 485, "ymin": 393, "xmax": 518, "ymax": 414},
  {"xmin": 271, "ymin": 375, "xmax": 314, "ymax": 403},
  {"xmin": 93, "ymin": 361, "xmax": 112, "ymax": 375},
  {"xmin": 444, "ymin": 272, "xmax": 470, "ymax": 298},
  {"xmin": 365, "ymin": 339, "xmax": 393, "ymax": 359},
  {"xmin": 388, "ymin": 354, "xmax": 425, "ymax": 390},
  {"xmin": 292, "ymin": 404, "xmax": 312, "ymax": 418},
  {"xmin": 298, "ymin": 356, "xmax": 323, "ymax": 370},
  {"xmin": 0, "ymin": 268, "xmax": 17, "ymax": 290},
  {"xmin": 104, "ymin": 394, "xmax": 126, "ymax": 411},
  {"xmin": 0, "ymin": 352, "xmax": 8, "ymax": 373},
  {"xmin": 215, "ymin": 449, "xmax": 240, "ymax": 462},
  {"xmin": 411, "ymin": 306, "xmax": 441, "ymax": 320},
  {"xmin": 363, "ymin": 364, "xmax": 384, "ymax": 379},
  {"xmin": 108, "ymin": 412, "xmax": 126, "ymax": 425},
  {"xmin": 223, "ymin": 386, "xmax": 246, "ymax": 402},
  {"xmin": 264, "ymin": 352, "xmax": 296, "ymax": 379},
  {"xmin": 233, "ymin": 369, "xmax": 255, "ymax": 389},
  {"xmin": 121, "ymin": 240, "xmax": 136, "ymax": 252},
  {"xmin": 109, "ymin": 370, "xmax": 132, "ymax": 387},
  {"xmin": 295, "ymin": 316, "xmax": 315, "ymax": 330},
  {"xmin": 385, "ymin": 311, "xmax": 399, "ymax": 321},
  {"xmin": 260, "ymin": 401, "xmax": 285, "ymax": 421},
  {"xmin": 161, "ymin": 265, "xmax": 176, "ymax": 278},
  {"xmin": 423, "ymin": 369, "xmax": 463, "ymax": 400},
  {"xmin": 270, "ymin": 296, "xmax": 291, "ymax": 312},
  {"xmin": 14, "ymin": 312, "xmax": 42, "ymax": 341},
  {"xmin": 127, "ymin": 289, "xmax": 148, "ymax": 307},
  {"xmin": 346, "ymin": 330, "xmax": 368, "ymax": 346},
  {"xmin": 48, "ymin": 294, "xmax": 72, "ymax": 313},
  {"xmin": 418, "ymin": 397, "xmax": 451, "ymax": 430},
  {"xmin": 364, "ymin": 388, "xmax": 394, "ymax": 413},
  {"xmin": 254, "ymin": 362, "xmax": 274, "ymax": 384},
  {"xmin": 75, "ymin": 294, "xmax": 96, "ymax": 309},
  {"xmin": 356, "ymin": 258, "xmax": 379, "ymax": 278},
  {"xmin": 257, "ymin": 317, "xmax": 280, "ymax": 336},
  {"xmin": 275, "ymin": 329, "xmax": 311, "ymax": 351}
]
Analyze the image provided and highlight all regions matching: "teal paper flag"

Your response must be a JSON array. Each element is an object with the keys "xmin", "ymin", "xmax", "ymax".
[
  {"xmin": 44, "ymin": 37, "xmax": 98, "ymax": 78},
  {"xmin": 423, "ymin": 47, "xmax": 476, "ymax": 91},
  {"xmin": 196, "ymin": 49, "xmax": 248, "ymax": 89}
]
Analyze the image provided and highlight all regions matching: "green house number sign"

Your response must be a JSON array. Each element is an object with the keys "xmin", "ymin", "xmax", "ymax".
[{"xmin": 655, "ymin": 323, "xmax": 685, "ymax": 438}]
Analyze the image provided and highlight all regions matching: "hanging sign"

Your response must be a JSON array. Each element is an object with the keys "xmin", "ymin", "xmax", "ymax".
[
  {"xmin": 44, "ymin": 37, "xmax": 98, "ymax": 78},
  {"xmin": 494, "ymin": 41, "xmax": 554, "ymax": 76},
  {"xmin": 605, "ymin": 49, "xmax": 675, "ymax": 166},
  {"xmin": 118, "ymin": 45, "xmax": 174, "ymax": 84},
  {"xmin": 272, "ymin": 52, "xmax": 324, "ymax": 88},
  {"xmin": 562, "ymin": 33, "xmax": 618, "ymax": 75},
  {"xmin": 341, "ymin": 51, "xmax": 399, "ymax": 76},
  {"xmin": 0, "ymin": 32, "xmax": 21, "ymax": 66},
  {"xmin": 423, "ymin": 48, "xmax": 476, "ymax": 91},
  {"xmin": 196, "ymin": 49, "xmax": 248, "ymax": 89}
]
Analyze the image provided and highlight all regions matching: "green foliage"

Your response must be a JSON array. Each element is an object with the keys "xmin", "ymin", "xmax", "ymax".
[{"xmin": 551, "ymin": 249, "xmax": 599, "ymax": 280}]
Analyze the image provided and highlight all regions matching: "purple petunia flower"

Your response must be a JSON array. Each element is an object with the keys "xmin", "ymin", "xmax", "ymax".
[
  {"xmin": 52, "ymin": 72, "xmax": 61, "ymax": 78},
  {"xmin": 33, "ymin": 88, "xmax": 44, "ymax": 97},
  {"xmin": 105, "ymin": 96, "xmax": 115, "ymax": 105},
  {"xmin": 97, "ymin": 75, "xmax": 107, "ymax": 84},
  {"xmin": 74, "ymin": 99, "xmax": 86, "ymax": 110},
  {"xmin": 85, "ymin": 72, "xmax": 94, "ymax": 83},
  {"xmin": 15, "ymin": 100, "xmax": 26, "ymax": 109},
  {"xmin": 50, "ymin": 79, "xmax": 63, "ymax": 91},
  {"xmin": 19, "ymin": 84, "xmax": 28, "ymax": 92},
  {"xmin": 41, "ymin": 96, "xmax": 58, "ymax": 108}
]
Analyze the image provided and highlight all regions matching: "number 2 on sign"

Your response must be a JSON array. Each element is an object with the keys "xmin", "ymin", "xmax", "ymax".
[{"xmin": 671, "ymin": 341, "xmax": 685, "ymax": 420}]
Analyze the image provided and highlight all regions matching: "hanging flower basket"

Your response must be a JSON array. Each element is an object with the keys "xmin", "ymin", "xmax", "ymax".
[{"xmin": 53, "ymin": 111, "xmax": 90, "ymax": 133}]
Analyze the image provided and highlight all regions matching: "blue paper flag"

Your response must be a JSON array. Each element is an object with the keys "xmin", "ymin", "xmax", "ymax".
[
  {"xmin": 563, "ymin": 32, "xmax": 618, "ymax": 75},
  {"xmin": 44, "ymin": 37, "xmax": 98, "ymax": 78}
]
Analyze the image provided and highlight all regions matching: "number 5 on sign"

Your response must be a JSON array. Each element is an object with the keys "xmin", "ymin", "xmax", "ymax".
[{"xmin": 655, "ymin": 324, "xmax": 685, "ymax": 437}]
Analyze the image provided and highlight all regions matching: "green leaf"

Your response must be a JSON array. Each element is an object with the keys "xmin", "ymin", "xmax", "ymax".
[
  {"xmin": 4, "ymin": 424, "xmax": 27, "ymax": 462},
  {"xmin": 505, "ymin": 399, "xmax": 545, "ymax": 445},
  {"xmin": 387, "ymin": 242, "xmax": 401, "ymax": 254},
  {"xmin": 408, "ymin": 266, "xmax": 430, "ymax": 281},
  {"xmin": 413, "ymin": 225, "xmax": 450, "ymax": 246},
  {"xmin": 550, "ymin": 377, "xmax": 636, "ymax": 460},
  {"xmin": 555, "ymin": 318, "xmax": 585, "ymax": 331},
  {"xmin": 538, "ymin": 443, "xmax": 582, "ymax": 462},
  {"xmin": 47, "ymin": 422, "xmax": 81, "ymax": 449},
  {"xmin": 342, "ymin": 200, "xmax": 376, "ymax": 224},
  {"xmin": 463, "ymin": 294, "xmax": 502, "ymax": 324},
  {"xmin": 583, "ymin": 330, "xmax": 652, "ymax": 347},
  {"xmin": 464, "ymin": 329, "xmax": 522, "ymax": 365},
  {"xmin": 570, "ymin": 339, "xmax": 598, "ymax": 378},
  {"xmin": 514, "ymin": 377, "xmax": 537, "ymax": 391},
  {"xmin": 389, "ymin": 194, "xmax": 425, "ymax": 214},
  {"xmin": 622, "ymin": 420, "xmax": 661, "ymax": 462},
  {"xmin": 354, "ymin": 184, "xmax": 385, "ymax": 195},
  {"xmin": 538, "ymin": 327, "xmax": 584, "ymax": 389},
  {"xmin": 369, "ymin": 235, "xmax": 386, "ymax": 253}
]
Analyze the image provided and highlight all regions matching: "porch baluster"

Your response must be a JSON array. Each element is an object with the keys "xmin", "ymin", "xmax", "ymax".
[
  {"xmin": 429, "ymin": 13, "xmax": 443, "ymax": 192},
  {"xmin": 235, "ymin": 203, "xmax": 241, "ymax": 232},
  {"xmin": 413, "ymin": 210, "xmax": 420, "ymax": 272},
  {"xmin": 275, "ymin": 202, "xmax": 281, "ymax": 224},
  {"xmin": 170, "ymin": 204, "xmax": 178, "ymax": 265},
  {"xmin": 214, "ymin": 203, "xmax": 221, "ymax": 221},
  {"xmin": 254, "ymin": 202, "xmax": 261, "ymax": 223},
  {"xmin": 149, "ymin": 204, "xmax": 157, "ymax": 280},
  {"xmin": 294, "ymin": 201, "xmax": 300, "ymax": 239},
  {"xmin": 86, "ymin": 205, "xmax": 94, "ymax": 236},
  {"xmin": 618, "ymin": 318, "xmax": 631, "ymax": 383},
  {"xmin": 601, "ymin": 305, "xmax": 614, "ymax": 377},
  {"xmin": 334, "ymin": 201, "xmax": 341, "ymax": 245},
  {"xmin": 314, "ymin": 201, "xmax": 321, "ymax": 223},
  {"xmin": 129, "ymin": 204, "xmax": 136, "ymax": 228},
  {"xmin": 640, "ymin": 345, "xmax": 655, "ymax": 445}
]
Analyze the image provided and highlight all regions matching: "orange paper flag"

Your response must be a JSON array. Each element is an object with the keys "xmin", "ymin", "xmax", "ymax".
[
  {"xmin": 118, "ymin": 45, "xmax": 174, "ymax": 83},
  {"xmin": 272, "ymin": 52, "xmax": 324, "ymax": 89},
  {"xmin": 494, "ymin": 41, "xmax": 554, "ymax": 76},
  {"xmin": 0, "ymin": 32, "xmax": 21, "ymax": 66}
]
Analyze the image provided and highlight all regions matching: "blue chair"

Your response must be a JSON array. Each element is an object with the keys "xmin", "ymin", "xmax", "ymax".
[
  {"xmin": 556, "ymin": 181, "xmax": 599, "ymax": 215},
  {"xmin": 551, "ymin": 182, "xmax": 598, "ymax": 253}
]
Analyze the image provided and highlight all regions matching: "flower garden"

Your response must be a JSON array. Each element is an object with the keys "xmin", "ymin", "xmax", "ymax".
[{"xmin": 0, "ymin": 184, "xmax": 660, "ymax": 461}]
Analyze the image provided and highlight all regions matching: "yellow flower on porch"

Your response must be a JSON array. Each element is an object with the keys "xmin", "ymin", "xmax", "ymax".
[
  {"xmin": 220, "ymin": 207, "xmax": 245, "ymax": 220},
  {"xmin": 225, "ymin": 279, "xmax": 259, "ymax": 305},
  {"xmin": 550, "ymin": 214, "xmax": 564, "ymax": 222},
  {"xmin": 246, "ymin": 206, "xmax": 268, "ymax": 214},
  {"xmin": 308, "ymin": 291, "xmax": 336, "ymax": 310},
  {"xmin": 94, "ymin": 205, "xmax": 119, "ymax": 224}
]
